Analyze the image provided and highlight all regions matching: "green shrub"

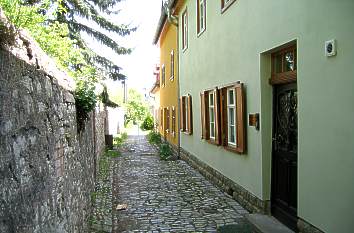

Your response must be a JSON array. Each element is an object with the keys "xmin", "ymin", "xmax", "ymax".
[
  {"xmin": 113, "ymin": 132, "xmax": 128, "ymax": 147},
  {"xmin": 159, "ymin": 143, "xmax": 172, "ymax": 160},
  {"xmin": 141, "ymin": 115, "xmax": 154, "ymax": 131},
  {"xmin": 147, "ymin": 131, "xmax": 161, "ymax": 145}
]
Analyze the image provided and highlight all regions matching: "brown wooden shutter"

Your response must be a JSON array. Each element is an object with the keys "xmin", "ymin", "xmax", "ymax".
[
  {"xmin": 187, "ymin": 95, "xmax": 193, "ymax": 135},
  {"xmin": 220, "ymin": 87, "xmax": 228, "ymax": 146},
  {"xmin": 214, "ymin": 88, "xmax": 221, "ymax": 145},
  {"xmin": 180, "ymin": 97, "xmax": 186, "ymax": 131},
  {"xmin": 235, "ymin": 83, "xmax": 246, "ymax": 153}
]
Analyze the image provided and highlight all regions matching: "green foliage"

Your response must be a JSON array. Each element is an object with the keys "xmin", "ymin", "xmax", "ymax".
[
  {"xmin": 0, "ymin": 0, "xmax": 47, "ymax": 29},
  {"xmin": 113, "ymin": 132, "xmax": 127, "ymax": 147},
  {"xmin": 159, "ymin": 143, "xmax": 172, "ymax": 160},
  {"xmin": 105, "ymin": 149, "xmax": 120, "ymax": 158},
  {"xmin": 141, "ymin": 114, "xmax": 154, "ymax": 131},
  {"xmin": 124, "ymin": 89, "xmax": 149, "ymax": 126},
  {"xmin": 74, "ymin": 80, "xmax": 97, "ymax": 131},
  {"xmin": 147, "ymin": 131, "xmax": 161, "ymax": 145}
]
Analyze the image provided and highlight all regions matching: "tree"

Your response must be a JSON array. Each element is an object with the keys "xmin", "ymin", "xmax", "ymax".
[
  {"xmin": 54, "ymin": 0, "xmax": 136, "ymax": 80},
  {"xmin": 124, "ymin": 89, "xmax": 149, "ymax": 126}
]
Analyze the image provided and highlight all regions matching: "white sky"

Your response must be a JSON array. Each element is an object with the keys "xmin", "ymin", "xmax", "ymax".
[{"xmin": 82, "ymin": 0, "xmax": 162, "ymax": 93}]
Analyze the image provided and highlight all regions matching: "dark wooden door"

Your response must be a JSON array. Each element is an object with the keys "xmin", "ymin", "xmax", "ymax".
[{"xmin": 271, "ymin": 83, "xmax": 298, "ymax": 231}]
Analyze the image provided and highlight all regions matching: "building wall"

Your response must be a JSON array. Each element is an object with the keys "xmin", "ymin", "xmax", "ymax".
[
  {"xmin": 0, "ymin": 24, "xmax": 106, "ymax": 232},
  {"xmin": 178, "ymin": 0, "xmax": 354, "ymax": 232},
  {"xmin": 159, "ymin": 22, "xmax": 179, "ymax": 146}
]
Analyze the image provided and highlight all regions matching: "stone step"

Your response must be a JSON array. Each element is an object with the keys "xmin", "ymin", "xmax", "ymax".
[{"xmin": 246, "ymin": 214, "xmax": 295, "ymax": 233}]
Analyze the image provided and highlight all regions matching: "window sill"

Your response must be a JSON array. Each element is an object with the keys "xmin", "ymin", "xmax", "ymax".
[
  {"xmin": 221, "ymin": 0, "xmax": 237, "ymax": 14},
  {"xmin": 207, "ymin": 139, "xmax": 219, "ymax": 146},
  {"xmin": 224, "ymin": 145, "xmax": 245, "ymax": 154}
]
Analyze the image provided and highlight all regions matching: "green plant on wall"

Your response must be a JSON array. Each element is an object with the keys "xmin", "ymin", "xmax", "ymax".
[{"xmin": 74, "ymin": 79, "xmax": 97, "ymax": 131}]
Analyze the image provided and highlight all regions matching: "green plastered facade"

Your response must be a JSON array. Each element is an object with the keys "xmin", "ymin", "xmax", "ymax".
[{"xmin": 177, "ymin": 0, "xmax": 354, "ymax": 232}]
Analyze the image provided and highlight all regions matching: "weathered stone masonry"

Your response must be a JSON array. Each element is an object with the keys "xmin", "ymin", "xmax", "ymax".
[{"xmin": 0, "ymin": 28, "xmax": 105, "ymax": 232}]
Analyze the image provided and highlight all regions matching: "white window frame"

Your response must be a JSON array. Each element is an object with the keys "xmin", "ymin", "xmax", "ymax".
[
  {"xmin": 182, "ymin": 10, "xmax": 188, "ymax": 51},
  {"xmin": 227, "ymin": 88, "xmax": 237, "ymax": 146},
  {"xmin": 209, "ymin": 92, "xmax": 215, "ymax": 139},
  {"xmin": 170, "ymin": 50, "xmax": 174, "ymax": 80},
  {"xmin": 197, "ymin": 0, "xmax": 206, "ymax": 36}
]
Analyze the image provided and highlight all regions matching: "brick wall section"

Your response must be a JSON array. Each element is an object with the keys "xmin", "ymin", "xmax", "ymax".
[
  {"xmin": 179, "ymin": 148, "xmax": 270, "ymax": 214},
  {"xmin": 0, "ymin": 26, "xmax": 105, "ymax": 232}
]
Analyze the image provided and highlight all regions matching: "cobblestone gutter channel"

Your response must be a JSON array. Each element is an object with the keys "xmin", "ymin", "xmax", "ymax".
[{"xmin": 90, "ymin": 136, "xmax": 255, "ymax": 232}]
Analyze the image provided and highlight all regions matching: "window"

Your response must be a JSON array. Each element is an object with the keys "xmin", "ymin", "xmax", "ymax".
[
  {"xmin": 171, "ymin": 106, "xmax": 176, "ymax": 137},
  {"xmin": 201, "ymin": 83, "xmax": 246, "ymax": 153},
  {"xmin": 161, "ymin": 64, "xmax": 166, "ymax": 87},
  {"xmin": 221, "ymin": 0, "xmax": 236, "ymax": 12},
  {"xmin": 170, "ymin": 50, "xmax": 174, "ymax": 80},
  {"xmin": 180, "ymin": 95, "xmax": 193, "ymax": 135},
  {"xmin": 197, "ymin": 0, "xmax": 206, "ymax": 35},
  {"xmin": 182, "ymin": 10, "xmax": 188, "ymax": 50},
  {"xmin": 227, "ymin": 88, "xmax": 236, "ymax": 145},
  {"xmin": 270, "ymin": 45, "xmax": 297, "ymax": 85},
  {"xmin": 209, "ymin": 92, "xmax": 215, "ymax": 139},
  {"xmin": 160, "ymin": 108, "xmax": 163, "ymax": 130},
  {"xmin": 164, "ymin": 107, "xmax": 170, "ymax": 134}
]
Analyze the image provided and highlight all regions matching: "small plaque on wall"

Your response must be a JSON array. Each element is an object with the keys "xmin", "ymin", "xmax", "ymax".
[{"xmin": 249, "ymin": 113, "xmax": 260, "ymax": 130}]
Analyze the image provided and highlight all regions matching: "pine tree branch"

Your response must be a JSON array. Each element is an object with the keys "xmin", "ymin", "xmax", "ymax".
[{"xmin": 70, "ymin": 21, "xmax": 132, "ymax": 55}]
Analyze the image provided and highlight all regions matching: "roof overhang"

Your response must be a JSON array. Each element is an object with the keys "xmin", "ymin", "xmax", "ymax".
[{"xmin": 152, "ymin": 0, "xmax": 179, "ymax": 45}]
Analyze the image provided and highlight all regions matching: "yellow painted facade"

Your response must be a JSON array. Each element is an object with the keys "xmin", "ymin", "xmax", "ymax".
[{"xmin": 158, "ymin": 22, "xmax": 179, "ymax": 146}]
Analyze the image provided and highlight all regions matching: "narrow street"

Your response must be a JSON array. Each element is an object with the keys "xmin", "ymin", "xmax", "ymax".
[{"xmin": 90, "ymin": 136, "xmax": 254, "ymax": 233}]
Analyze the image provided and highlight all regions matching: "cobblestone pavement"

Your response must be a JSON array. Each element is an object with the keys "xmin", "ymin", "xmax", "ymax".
[{"xmin": 91, "ymin": 136, "xmax": 252, "ymax": 233}]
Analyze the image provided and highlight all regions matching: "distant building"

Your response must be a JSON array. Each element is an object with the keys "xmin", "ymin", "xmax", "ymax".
[
  {"xmin": 153, "ymin": 2, "xmax": 180, "ymax": 150},
  {"xmin": 150, "ymin": 65, "xmax": 161, "ymax": 130}
]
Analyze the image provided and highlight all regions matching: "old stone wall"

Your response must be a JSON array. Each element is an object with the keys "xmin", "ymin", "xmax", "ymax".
[{"xmin": 0, "ymin": 24, "xmax": 105, "ymax": 233}]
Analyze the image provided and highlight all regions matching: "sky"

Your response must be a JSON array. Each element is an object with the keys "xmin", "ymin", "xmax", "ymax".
[{"xmin": 82, "ymin": 0, "xmax": 163, "ymax": 94}]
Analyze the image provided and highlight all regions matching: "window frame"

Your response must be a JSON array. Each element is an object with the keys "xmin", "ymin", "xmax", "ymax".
[
  {"xmin": 196, "ymin": 0, "xmax": 206, "ymax": 36},
  {"xmin": 170, "ymin": 50, "xmax": 174, "ymax": 81},
  {"xmin": 227, "ymin": 88, "xmax": 236, "ymax": 146},
  {"xmin": 221, "ymin": 0, "xmax": 237, "ymax": 13},
  {"xmin": 208, "ymin": 92, "xmax": 215, "ymax": 139},
  {"xmin": 182, "ymin": 9, "xmax": 188, "ymax": 51},
  {"xmin": 269, "ymin": 45, "xmax": 297, "ymax": 85},
  {"xmin": 161, "ymin": 64, "xmax": 166, "ymax": 87},
  {"xmin": 180, "ymin": 95, "xmax": 193, "ymax": 135}
]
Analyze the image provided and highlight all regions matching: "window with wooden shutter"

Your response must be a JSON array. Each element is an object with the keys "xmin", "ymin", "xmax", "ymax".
[
  {"xmin": 202, "ymin": 88, "xmax": 221, "ymax": 145},
  {"xmin": 201, "ymin": 83, "xmax": 246, "ymax": 154},
  {"xmin": 187, "ymin": 95, "xmax": 193, "ymax": 135},
  {"xmin": 172, "ymin": 106, "xmax": 176, "ymax": 137},
  {"xmin": 220, "ymin": 83, "xmax": 246, "ymax": 154},
  {"xmin": 180, "ymin": 96, "xmax": 186, "ymax": 132},
  {"xmin": 160, "ymin": 108, "xmax": 163, "ymax": 131},
  {"xmin": 181, "ymin": 95, "xmax": 193, "ymax": 135},
  {"xmin": 166, "ymin": 107, "xmax": 170, "ymax": 134}
]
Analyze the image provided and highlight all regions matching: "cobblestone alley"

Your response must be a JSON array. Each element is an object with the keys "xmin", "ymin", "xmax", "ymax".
[{"xmin": 90, "ymin": 136, "xmax": 254, "ymax": 232}]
